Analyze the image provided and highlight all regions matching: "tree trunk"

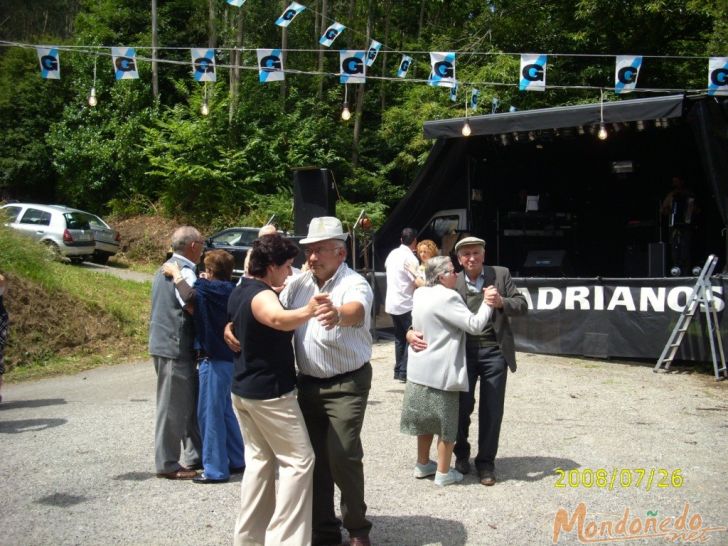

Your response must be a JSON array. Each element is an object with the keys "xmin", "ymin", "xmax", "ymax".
[
  {"xmin": 280, "ymin": 15, "xmax": 288, "ymax": 109},
  {"xmin": 380, "ymin": 0, "xmax": 391, "ymax": 112},
  {"xmin": 352, "ymin": 0, "xmax": 372, "ymax": 168},
  {"xmin": 229, "ymin": 8, "xmax": 244, "ymax": 123},
  {"xmin": 208, "ymin": 0, "xmax": 217, "ymax": 48},
  {"xmin": 418, "ymin": 0, "xmax": 425, "ymax": 40},
  {"xmin": 151, "ymin": 0, "xmax": 158, "ymax": 99},
  {"xmin": 317, "ymin": 0, "xmax": 328, "ymax": 100}
]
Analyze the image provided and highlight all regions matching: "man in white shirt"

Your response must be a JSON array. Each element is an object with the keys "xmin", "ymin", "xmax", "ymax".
[
  {"xmin": 224, "ymin": 217, "xmax": 374, "ymax": 546},
  {"xmin": 384, "ymin": 227, "xmax": 419, "ymax": 382}
]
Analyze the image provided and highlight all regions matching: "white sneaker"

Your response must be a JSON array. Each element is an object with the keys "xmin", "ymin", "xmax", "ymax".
[
  {"xmin": 414, "ymin": 460, "xmax": 437, "ymax": 479},
  {"xmin": 434, "ymin": 468, "xmax": 464, "ymax": 486}
]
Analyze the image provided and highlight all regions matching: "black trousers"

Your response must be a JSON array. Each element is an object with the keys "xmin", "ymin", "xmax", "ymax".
[
  {"xmin": 453, "ymin": 345, "xmax": 508, "ymax": 472},
  {"xmin": 390, "ymin": 311, "xmax": 412, "ymax": 379}
]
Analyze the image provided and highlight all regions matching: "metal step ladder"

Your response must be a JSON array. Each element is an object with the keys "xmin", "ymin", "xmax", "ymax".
[{"xmin": 654, "ymin": 254, "xmax": 727, "ymax": 380}]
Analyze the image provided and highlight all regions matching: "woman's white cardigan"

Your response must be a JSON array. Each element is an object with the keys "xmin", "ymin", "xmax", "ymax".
[{"xmin": 407, "ymin": 284, "xmax": 492, "ymax": 392}]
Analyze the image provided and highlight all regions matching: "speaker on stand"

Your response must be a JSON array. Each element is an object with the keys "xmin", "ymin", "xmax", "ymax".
[{"xmin": 293, "ymin": 168, "xmax": 336, "ymax": 236}]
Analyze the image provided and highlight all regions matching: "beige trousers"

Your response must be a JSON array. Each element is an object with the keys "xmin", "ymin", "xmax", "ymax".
[{"xmin": 232, "ymin": 391, "xmax": 315, "ymax": 546}]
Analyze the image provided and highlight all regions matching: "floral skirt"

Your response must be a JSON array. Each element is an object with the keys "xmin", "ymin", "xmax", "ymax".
[{"xmin": 400, "ymin": 381, "xmax": 459, "ymax": 442}]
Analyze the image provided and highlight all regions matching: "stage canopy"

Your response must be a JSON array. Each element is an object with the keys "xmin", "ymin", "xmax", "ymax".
[
  {"xmin": 374, "ymin": 95, "xmax": 728, "ymax": 278},
  {"xmin": 423, "ymin": 94, "xmax": 685, "ymax": 139}
]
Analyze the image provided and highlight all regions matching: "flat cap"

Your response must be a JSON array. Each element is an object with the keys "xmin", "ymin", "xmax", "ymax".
[{"xmin": 454, "ymin": 236, "xmax": 486, "ymax": 252}]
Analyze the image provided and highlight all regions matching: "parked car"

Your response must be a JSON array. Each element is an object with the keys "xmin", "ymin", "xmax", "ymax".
[
  {"xmin": 1, "ymin": 203, "xmax": 95, "ymax": 263},
  {"xmin": 65, "ymin": 208, "xmax": 121, "ymax": 265},
  {"xmin": 202, "ymin": 227, "xmax": 266, "ymax": 280}
]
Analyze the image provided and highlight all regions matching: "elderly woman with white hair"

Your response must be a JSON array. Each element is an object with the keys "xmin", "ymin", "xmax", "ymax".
[{"xmin": 400, "ymin": 255, "xmax": 493, "ymax": 486}]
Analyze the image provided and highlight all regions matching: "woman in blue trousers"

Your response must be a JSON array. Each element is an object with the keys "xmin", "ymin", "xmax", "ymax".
[{"xmin": 165, "ymin": 250, "xmax": 244, "ymax": 483}]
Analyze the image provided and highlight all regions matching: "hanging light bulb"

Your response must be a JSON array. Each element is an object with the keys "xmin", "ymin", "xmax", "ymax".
[
  {"xmin": 597, "ymin": 89, "xmax": 607, "ymax": 140},
  {"xmin": 598, "ymin": 123, "xmax": 608, "ymax": 140},
  {"xmin": 341, "ymin": 84, "xmax": 351, "ymax": 121},
  {"xmin": 201, "ymin": 81, "xmax": 209, "ymax": 116},
  {"xmin": 460, "ymin": 91, "xmax": 471, "ymax": 137},
  {"xmin": 88, "ymin": 56, "xmax": 98, "ymax": 107}
]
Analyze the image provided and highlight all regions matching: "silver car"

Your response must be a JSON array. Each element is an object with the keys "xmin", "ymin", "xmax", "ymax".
[
  {"xmin": 66, "ymin": 208, "xmax": 121, "ymax": 265},
  {"xmin": 1, "ymin": 203, "xmax": 95, "ymax": 263}
]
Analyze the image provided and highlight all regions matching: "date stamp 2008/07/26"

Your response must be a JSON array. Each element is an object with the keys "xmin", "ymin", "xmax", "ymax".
[{"xmin": 554, "ymin": 468, "xmax": 683, "ymax": 491}]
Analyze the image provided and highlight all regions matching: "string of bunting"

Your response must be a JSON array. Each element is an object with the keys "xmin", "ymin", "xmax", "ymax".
[{"xmin": 2, "ymin": 0, "xmax": 727, "ymax": 105}]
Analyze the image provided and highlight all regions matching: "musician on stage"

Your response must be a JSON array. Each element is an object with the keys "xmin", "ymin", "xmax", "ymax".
[{"xmin": 661, "ymin": 175, "xmax": 697, "ymax": 276}]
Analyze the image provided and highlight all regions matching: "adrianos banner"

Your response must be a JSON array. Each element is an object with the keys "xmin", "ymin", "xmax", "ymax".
[{"xmin": 510, "ymin": 277, "xmax": 728, "ymax": 362}]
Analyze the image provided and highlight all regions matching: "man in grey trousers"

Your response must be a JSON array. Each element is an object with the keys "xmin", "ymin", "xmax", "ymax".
[{"xmin": 149, "ymin": 226, "xmax": 204, "ymax": 479}]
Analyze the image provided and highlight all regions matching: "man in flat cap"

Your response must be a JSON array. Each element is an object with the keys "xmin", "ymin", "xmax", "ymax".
[{"xmin": 408, "ymin": 236, "xmax": 527, "ymax": 486}]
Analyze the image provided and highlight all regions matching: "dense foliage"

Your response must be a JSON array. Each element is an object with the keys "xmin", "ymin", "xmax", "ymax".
[{"xmin": 0, "ymin": 0, "xmax": 726, "ymax": 230}]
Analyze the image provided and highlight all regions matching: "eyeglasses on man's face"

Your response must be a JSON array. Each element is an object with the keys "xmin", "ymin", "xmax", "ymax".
[{"xmin": 304, "ymin": 246, "xmax": 339, "ymax": 256}]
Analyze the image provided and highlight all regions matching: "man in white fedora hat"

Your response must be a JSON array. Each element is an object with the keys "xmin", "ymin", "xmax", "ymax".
[{"xmin": 225, "ymin": 216, "xmax": 374, "ymax": 546}]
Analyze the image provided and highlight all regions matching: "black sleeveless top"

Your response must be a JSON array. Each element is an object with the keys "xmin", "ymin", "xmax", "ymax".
[{"xmin": 228, "ymin": 278, "xmax": 296, "ymax": 400}]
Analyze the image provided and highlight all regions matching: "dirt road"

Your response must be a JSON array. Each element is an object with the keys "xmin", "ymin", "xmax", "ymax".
[{"xmin": 1, "ymin": 343, "xmax": 727, "ymax": 545}]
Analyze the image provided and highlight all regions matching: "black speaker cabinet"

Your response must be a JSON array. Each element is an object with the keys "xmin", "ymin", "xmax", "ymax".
[
  {"xmin": 293, "ymin": 168, "xmax": 336, "ymax": 236},
  {"xmin": 648, "ymin": 242, "xmax": 666, "ymax": 277},
  {"xmin": 522, "ymin": 249, "xmax": 567, "ymax": 277}
]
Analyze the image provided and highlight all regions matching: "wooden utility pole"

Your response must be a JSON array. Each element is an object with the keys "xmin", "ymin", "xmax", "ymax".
[
  {"xmin": 229, "ymin": 8, "xmax": 244, "ymax": 123},
  {"xmin": 316, "ymin": 0, "xmax": 329, "ymax": 100},
  {"xmin": 280, "ymin": 0, "xmax": 288, "ymax": 107},
  {"xmin": 151, "ymin": 0, "xmax": 158, "ymax": 98},
  {"xmin": 380, "ymin": 0, "xmax": 391, "ymax": 112},
  {"xmin": 352, "ymin": 0, "xmax": 372, "ymax": 167},
  {"xmin": 208, "ymin": 0, "xmax": 217, "ymax": 48}
]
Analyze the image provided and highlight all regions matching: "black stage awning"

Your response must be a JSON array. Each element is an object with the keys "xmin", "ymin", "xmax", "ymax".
[{"xmin": 423, "ymin": 94, "xmax": 686, "ymax": 139}]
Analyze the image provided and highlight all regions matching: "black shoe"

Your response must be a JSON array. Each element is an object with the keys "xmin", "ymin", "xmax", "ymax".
[
  {"xmin": 229, "ymin": 466, "xmax": 245, "ymax": 475},
  {"xmin": 455, "ymin": 458, "xmax": 471, "ymax": 475},
  {"xmin": 478, "ymin": 468, "xmax": 496, "ymax": 486},
  {"xmin": 192, "ymin": 473, "xmax": 229, "ymax": 484}
]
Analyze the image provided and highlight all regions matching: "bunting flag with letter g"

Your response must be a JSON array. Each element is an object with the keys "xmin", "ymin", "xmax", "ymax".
[
  {"xmin": 519, "ymin": 54, "xmax": 547, "ymax": 91},
  {"xmin": 615, "ymin": 55, "xmax": 642, "ymax": 94},
  {"xmin": 111, "ymin": 47, "xmax": 138, "ymax": 80},
  {"xmin": 470, "ymin": 88, "xmax": 480, "ymax": 111},
  {"xmin": 449, "ymin": 82, "xmax": 459, "ymax": 102},
  {"xmin": 429, "ymin": 52, "xmax": 456, "ymax": 88},
  {"xmin": 276, "ymin": 2, "xmax": 305, "ymax": 27},
  {"xmin": 191, "ymin": 48, "xmax": 216, "ymax": 82},
  {"xmin": 226, "ymin": 0, "xmax": 246, "ymax": 6},
  {"xmin": 708, "ymin": 57, "xmax": 728, "ymax": 96},
  {"xmin": 36, "ymin": 47, "xmax": 60, "ymax": 79},
  {"xmin": 340, "ymin": 50, "xmax": 366, "ymax": 84},
  {"xmin": 397, "ymin": 55, "xmax": 412, "ymax": 78},
  {"xmin": 257, "ymin": 49, "xmax": 285, "ymax": 83},
  {"xmin": 320, "ymin": 22, "xmax": 345, "ymax": 47},
  {"xmin": 366, "ymin": 40, "xmax": 382, "ymax": 67}
]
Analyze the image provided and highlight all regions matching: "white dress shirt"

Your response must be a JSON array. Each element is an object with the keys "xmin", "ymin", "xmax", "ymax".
[
  {"xmin": 384, "ymin": 244, "xmax": 418, "ymax": 315},
  {"xmin": 171, "ymin": 253, "xmax": 197, "ymax": 307},
  {"xmin": 280, "ymin": 262, "xmax": 373, "ymax": 378}
]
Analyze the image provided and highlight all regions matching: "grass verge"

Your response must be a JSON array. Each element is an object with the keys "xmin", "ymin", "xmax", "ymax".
[{"xmin": 1, "ymin": 225, "xmax": 150, "ymax": 381}]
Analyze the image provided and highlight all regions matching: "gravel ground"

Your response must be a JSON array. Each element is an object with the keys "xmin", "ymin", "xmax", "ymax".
[{"xmin": 1, "ymin": 342, "xmax": 727, "ymax": 546}]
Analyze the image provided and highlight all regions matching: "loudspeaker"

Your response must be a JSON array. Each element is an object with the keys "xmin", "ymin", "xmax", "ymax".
[
  {"xmin": 522, "ymin": 249, "xmax": 567, "ymax": 277},
  {"xmin": 648, "ymin": 242, "xmax": 666, "ymax": 277},
  {"xmin": 293, "ymin": 168, "xmax": 336, "ymax": 236}
]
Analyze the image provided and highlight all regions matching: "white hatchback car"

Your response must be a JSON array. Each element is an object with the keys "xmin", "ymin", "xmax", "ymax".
[{"xmin": 1, "ymin": 203, "xmax": 96, "ymax": 263}]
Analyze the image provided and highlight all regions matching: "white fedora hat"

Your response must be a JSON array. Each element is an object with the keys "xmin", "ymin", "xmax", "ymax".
[{"xmin": 300, "ymin": 216, "xmax": 349, "ymax": 245}]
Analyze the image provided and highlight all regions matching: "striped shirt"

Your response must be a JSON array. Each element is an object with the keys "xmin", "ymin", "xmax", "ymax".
[{"xmin": 280, "ymin": 262, "xmax": 373, "ymax": 378}]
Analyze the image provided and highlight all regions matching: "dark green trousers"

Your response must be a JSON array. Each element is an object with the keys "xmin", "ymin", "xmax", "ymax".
[{"xmin": 297, "ymin": 362, "xmax": 372, "ymax": 545}]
